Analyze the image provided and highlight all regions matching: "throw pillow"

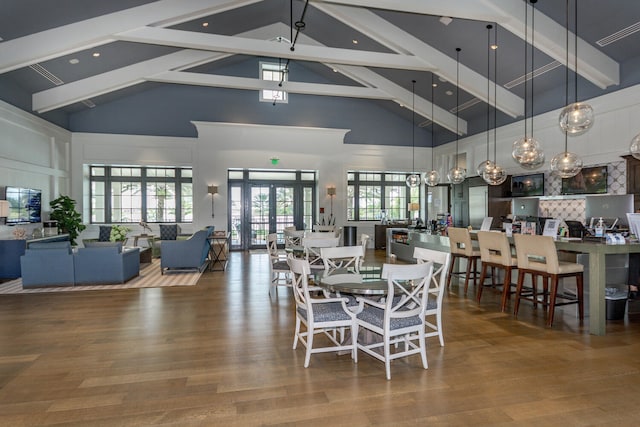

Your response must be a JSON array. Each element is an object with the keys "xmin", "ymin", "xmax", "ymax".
[
  {"xmin": 98, "ymin": 225, "xmax": 112, "ymax": 242},
  {"xmin": 159, "ymin": 224, "xmax": 179, "ymax": 240}
]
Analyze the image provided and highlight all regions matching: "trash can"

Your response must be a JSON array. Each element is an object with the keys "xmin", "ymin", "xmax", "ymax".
[
  {"xmin": 343, "ymin": 226, "xmax": 357, "ymax": 246},
  {"xmin": 605, "ymin": 287, "xmax": 628, "ymax": 320}
]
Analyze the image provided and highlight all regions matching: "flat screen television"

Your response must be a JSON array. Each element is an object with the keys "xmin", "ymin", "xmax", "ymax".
[
  {"xmin": 561, "ymin": 166, "xmax": 608, "ymax": 195},
  {"xmin": 511, "ymin": 173, "xmax": 544, "ymax": 197},
  {"xmin": 4, "ymin": 186, "xmax": 42, "ymax": 224}
]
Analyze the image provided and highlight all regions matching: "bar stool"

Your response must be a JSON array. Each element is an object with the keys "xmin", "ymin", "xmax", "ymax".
[
  {"xmin": 446, "ymin": 227, "xmax": 481, "ymax": 294},
  {"xmin": 476, "ymin": 231, "xmax": 518, "ymax": 312},
  {"xmin": 512, "ymin": 234, "xmax": 584, "ymax": 327}
]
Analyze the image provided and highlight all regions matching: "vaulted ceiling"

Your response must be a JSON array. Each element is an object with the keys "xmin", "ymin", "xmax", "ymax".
[{"xmin": 1, "ymin": 0, "xmax": 639, "ymax": 146}]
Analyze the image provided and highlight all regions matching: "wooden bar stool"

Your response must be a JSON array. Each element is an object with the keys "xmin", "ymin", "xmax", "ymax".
[
  {"xmin": 512, "ymin": 234, "xmax": 584, "ymax": 327},
  {"xmin": 476, "ymin": 231, "xmax": 518, "ymax": 312},
  {"xmin": 446, "ymin": 227, "xmax": 481, "ymax": 295}
]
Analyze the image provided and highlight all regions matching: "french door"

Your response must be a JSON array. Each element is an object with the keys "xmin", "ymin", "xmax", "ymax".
[{"xmin": 228, "ymin": 170, "xmax": 316, "ymax": 250}]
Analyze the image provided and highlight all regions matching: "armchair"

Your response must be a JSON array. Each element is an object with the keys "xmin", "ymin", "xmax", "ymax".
[
  {"xmin": 160, "ymin": 228, "xmax": 212, "ymax": 274},
  {"xmin": 20, "ymin": 241, "xmax": 75, "ymax": 288},
  {"xmin": 74, "ymin": 245, "xmax": 140, "ymax": 284}
]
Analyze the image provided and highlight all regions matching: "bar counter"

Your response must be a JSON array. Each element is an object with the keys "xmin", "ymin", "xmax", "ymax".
[{"xmin": 389, "ymin": 230, "xmax": 640, "ymax": 336}]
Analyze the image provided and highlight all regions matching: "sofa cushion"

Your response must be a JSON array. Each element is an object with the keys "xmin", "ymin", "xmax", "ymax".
[
  {"xmin": 28, "ymin": 241, "xmax": 72, "ymax": 253},
  {"xmin": 159, "ymin": 224, "xmax": 180, "ymax": 240},
  {"xmin": 83, "ymin": 240, "xmax": 123, "ymax": 252},
  {"xmin": 98, "ymin": 225, "xmax": 112, "ymax": 242}
]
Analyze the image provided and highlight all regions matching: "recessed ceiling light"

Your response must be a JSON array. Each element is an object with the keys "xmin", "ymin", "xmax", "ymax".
[
  {"xmin": 438, "ymin": 77, "xmax": 447, "ymax": 83},
  {"xmin": 491, "ymin": 44, "xmax": 498, "ymax": 50},
  {"xmin": 332, "ymin": 68, "xmax": 338, "ymax": 72},
  {"xmin": 202, "ymin": 22, "xmax": 209, "ymax": 27},
  {"xmin": 92, "ymin": 52, "xmax": 100, "ymax": 57},
  {"xmin": 446, "ymin": 90, "xmax": 453, "ymax": 96},
  {"xmin": 432, "ymin": 83, "xmax": 438, "ymax": 87},
  {"xmin": 69, "ymin": 58, "xmax": 79, "ymax": 64},
  {"xmin": 352, "ymin": 39, "xmax": 358, "ymax": 44},
  {"xmin": 439, "ymin": 16, "xmax": 453, "ymax": 26}
]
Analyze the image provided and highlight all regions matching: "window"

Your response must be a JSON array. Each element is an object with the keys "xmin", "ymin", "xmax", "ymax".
[
  {"xmin": 347, "ymin": 171, "xmax": 420, "ymax": 221},
  {"xmin": 90, "ymin": 166, "xmax": 192, "ymax": 223},
  {"xmin": 260, "ymin": 61, "xmax": 288, "ymax": 103}
]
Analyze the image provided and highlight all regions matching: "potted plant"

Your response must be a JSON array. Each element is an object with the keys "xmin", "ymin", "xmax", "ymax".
[
  {"xmin": 110, "ymin": 225, "xmax": 131, "ymax": 242},
  {"xmin": 49, "ymin": 195, "xmax": 86, "ymax": 246}
]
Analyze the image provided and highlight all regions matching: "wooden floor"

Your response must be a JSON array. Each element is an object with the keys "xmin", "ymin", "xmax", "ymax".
[{"xmin": 2, "ymin": 250, "xmax": 640, "ymax": 426}]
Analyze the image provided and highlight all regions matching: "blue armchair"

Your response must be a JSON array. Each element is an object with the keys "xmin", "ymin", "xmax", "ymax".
[
  {"xmin": 74, "ymin": 245, "xmax": 140, "ymax": 284},
  {"xmin": 20, "ymin": 241, "xmax": 75, "ymax": 288},
  {"xmin": 160, "ymin": 228, "xmax": 213, "ymax": 274}
]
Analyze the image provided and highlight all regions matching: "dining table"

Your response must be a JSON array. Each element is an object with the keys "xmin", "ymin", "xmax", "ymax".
[{"xmin": 316, "ymin": 269, "xmax": 388, "ymax": 296}]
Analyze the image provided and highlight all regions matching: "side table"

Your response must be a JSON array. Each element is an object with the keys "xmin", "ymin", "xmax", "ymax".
[{"xmin": 208, "ymin": 232, "xmax": 230, "ymax": 271}]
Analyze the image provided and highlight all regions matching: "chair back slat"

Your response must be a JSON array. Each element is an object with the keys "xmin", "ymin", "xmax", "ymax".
[
  {"xmin": 477, "ymin": 231, "xmax": 513, "ymax": 265},
  {"xmin": 513, "ymin": 234, "xmax": 559, "ymax": 273},
  {"xmin": 448, "ymin": 227, "xmax": 475, "ymax": 256}
]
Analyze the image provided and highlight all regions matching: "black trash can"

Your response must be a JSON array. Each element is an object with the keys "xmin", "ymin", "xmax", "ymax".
[
  {"xmin": 343, "ymin": 226, "xmax": 357, "ymax": 246},
  {"xmin": 605, "ymin": 288, "xmax": 627, "ymax": 320}
]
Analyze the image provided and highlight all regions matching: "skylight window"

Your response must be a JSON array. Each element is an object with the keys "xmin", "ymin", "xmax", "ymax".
[{"xmin": 260, "ymin": 62, "xmax": 288, "ymax": 103}]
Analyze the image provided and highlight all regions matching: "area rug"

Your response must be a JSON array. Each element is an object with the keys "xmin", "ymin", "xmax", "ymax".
[{"xmin": 0, "ymin": 260, "xmax": 203, "ymax": 295}]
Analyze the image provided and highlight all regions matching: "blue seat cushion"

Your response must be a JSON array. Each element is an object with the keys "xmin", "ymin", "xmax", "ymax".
[
  {"xmin": 357, "ymin": 306, "xmax": 422, "ymax": 329},
  {"xmin": 297, "ymin": 302, "xmax": 351, "ymax": 322},
  {"xmin": 159, "ymin": 224, "xmax": 179, "ymax": 240},
  {"xmin": 98, "ymin": 225, "xmax": 112, "ymax": 242}
]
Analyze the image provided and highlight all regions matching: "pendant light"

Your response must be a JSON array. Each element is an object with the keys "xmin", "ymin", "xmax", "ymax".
[
  {"xmin": 512, "ymin": 0, "xmax": 544, "ymax": 170},
  {"xmin": 551, "ymin": 0, "xmax": 583, "ymax": 177},
  {"xmin": 406, "ymin": 79, "xmax": 421, "ymax": 188},
  {"xmin": 559, "ymin": 0, "xmax": 594, "ymax": 135},
  {"xmin": 483, "ymin": 23, "xmax": 508, "ymax": 186},
  {"xmin": 477, "ymin": 24, "xmax": 495, "ymax": 177},
  {"xmin": 629, "ymin": 133, "xmax": 640, "ymax": 159},
  {"xmin": 425, "ymin": 72, "xmax": 441, "ymax": 187},
  {"xmin": 448, "ymin": 48, "xmax": 466, "ymax": 185}
]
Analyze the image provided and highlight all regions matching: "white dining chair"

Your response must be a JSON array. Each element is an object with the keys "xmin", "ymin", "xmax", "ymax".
[
  {"xmin": 320, "ymin": 245, "xmax": 364, "ymax": 274},
  {"xmin": 288, "ymin": 256, "xmax": 356, "ymax": 368},
  {"xmin": 354, "ymin": 262, "xmax": 434, "ymax": 380},
  {"xmin": 267, "ymin": 233, "xmax": 291, "ymax": 296},
  {"xmin": 302, "ymin": 236, "xmax": 340, "ymax": 269},
  {"xmin": 413, "ymin": 247, "xmax": 452, "ymax": 347}
]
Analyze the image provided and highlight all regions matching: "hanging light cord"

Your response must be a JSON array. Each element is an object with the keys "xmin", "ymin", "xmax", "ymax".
[
  {"xmin": 530, "ymin": 0, "xmax": 536, "ymax": 140},
  {"xmin": 564, "ymin": 0, "xmax": 570, "ymax": 152},
  {"xmin": 431, "ymin": 73, "xmax": 435, "ymax": 169},
  {"xmin": 412, "ymin": 79, "xmax": 416, "ymax": 174},
  {"xmin": 486, "ymin": 25, "xmax": 492, "ymax": 162},
  {"xmin": 523, "ymin": 2, "xmax": 528, "ymax": 139},
  {"xmin": 455, "ymin": 48, "xmax": 461, "ymax": 167},
  {"xmin": 493, "ymin": 24, "xmax": 498, "ymax": 163},
  {"xmin": 574, "ymin": 0, "xmax": 578, "ymax": 104}
]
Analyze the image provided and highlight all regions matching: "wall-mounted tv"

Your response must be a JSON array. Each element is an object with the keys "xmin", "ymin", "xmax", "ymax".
[
  {"xmin": 511, "ymin": 173, "xmax": 544, "ymax": 197},
  {"xmin": 561, "ymin": 166, "xmax": 608, "ymax": 195},
  {"xmin": 4, "ymin": 187, "xmax": 42, "ymax": 224}
]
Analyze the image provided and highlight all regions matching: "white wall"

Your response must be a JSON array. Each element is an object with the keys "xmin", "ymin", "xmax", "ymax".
[{"xmin": 0, "ymin": 101, "xmax": 71, "ymax": 239}]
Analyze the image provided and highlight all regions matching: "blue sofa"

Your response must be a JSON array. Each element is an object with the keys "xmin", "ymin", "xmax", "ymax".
[
  {"xmin": 160, "ymin": 227, "xmax": 213, "ymax": 274},
  {"xmin": 74, "ymin": 244, "xmax": 140, "ymax": 284},
  {"xmin": 20, "ymin": 241, "xmax": 75, "ymax": 287}
]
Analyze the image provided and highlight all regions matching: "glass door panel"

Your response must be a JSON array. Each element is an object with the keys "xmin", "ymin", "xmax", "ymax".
[{"xmin": 250, "ymin": 186, "xmax": 270, "ymax": 247}]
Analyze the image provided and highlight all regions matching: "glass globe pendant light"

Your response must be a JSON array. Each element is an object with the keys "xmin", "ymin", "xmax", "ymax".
[
  {"xmin": 477, "ymin": 25, "xmax": 495, "ymax": 178},
  {"xmin": 406, "ymin": 79, "xmax": 421, "ymax": 188},
  {"xmin": 629, "ymin": 133, "xmax": 640, "ymax": 160},
  {"xmin": 425, "ymin": 73, "xmax": 441, "ymax": 187},
  {"xmin": 483, "ymin": 24, "xmax": 508, "ymax": 186},
  {"xmin": 551, "ymin": 0, "xmax": 583, "ymax": 178},
  {"xmin": 448, "ymin": 47, "xmax": 466, "ymax": 185},
  {"xmin": 512, "ymin": 0, "xmax": 544, "ymax": 170},
  {"xmin": 558, "ymin": 0, "xmax": 593, "ymax": 136}
]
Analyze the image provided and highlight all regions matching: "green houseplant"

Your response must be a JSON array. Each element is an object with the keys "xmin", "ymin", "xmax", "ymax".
[{"xmin": 49, "ymin": 195, "xmax": 86, "ymax": 246}]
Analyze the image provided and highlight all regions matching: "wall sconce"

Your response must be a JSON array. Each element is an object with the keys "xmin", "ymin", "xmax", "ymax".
[
  {"xmin": 327, "ymin": 187, "xmax": 336, "ymax": 217},
  {"xmin": 208, "ymin": 185, "xmax": 218, "ymax": 218},
  {"xmin": 408, "ymin": 202, "xmax": 420, "ymax": 219},
  {"xmin": 0, "ymin": 200, "xmax": 9, "ymax": 225}
]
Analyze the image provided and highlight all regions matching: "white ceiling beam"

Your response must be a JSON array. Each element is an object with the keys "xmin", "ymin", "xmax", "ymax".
[
  {"xmin": 33, "ymin": 50, "xmax": 227, "ymax": 113},
  {"xmin": 313, "ymin": 2, "xmax": 524, "ymax": 118},
  {"xmin": 116, "ymin": 27, "xmax": 436, "ymax": 72},
  {"xmin": 148, "ymin": 71, "xmax": 384, "ymax": 99},
  {"xmin": 314, "ymin": 0, "xmax": 619, "ymax": 89},
  {"xmin": 0, "ymin": 0, "xmax": 260, "ymax": 74}
]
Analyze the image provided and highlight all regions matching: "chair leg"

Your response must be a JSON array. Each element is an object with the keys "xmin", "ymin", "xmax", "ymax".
[
  {"xmin": 463, "ymin": 256, "xmax": 473, "ymax": 294},
  {"xmin": 514, "ymin": 270, "xmax": 526, "ymax": 316},
  {"xmin": 419, "ymin": 332, "xmax": 428, "ymax": 370},
  {"xmin": 446, "ymin": 255, "xmax": 457, "ymax": 288},
  {"xmin": 293, "ymin": 317, "xmax": 301, "ymax": 349},
  {"xmin": 577, "ymin": 273, "xmax": 584, "ymax": 322},
  {"xmin": 436, "ymin": 315, "xmax": 444, "ymax": 347},
  {"xmin": 547, "ymin": 276, "xmax": 559, "ymax": 327},
  {"xmin": 352, "ymin": 323, "xmax": 359, "ymax": 363},
  {"xmin": 477, "ymin": 263, "xmax": 489, "ymax": 303},
  {"xmin": 384, "ymin": 335, "xmax": 392, "ymax": 380},
  {"xmin": 500, "ymin": 267, "xmax": 512, "ymax": 312},
  {"xmin": 304, "ymin": 327, "xmax": 314, "ymax": 368}
]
